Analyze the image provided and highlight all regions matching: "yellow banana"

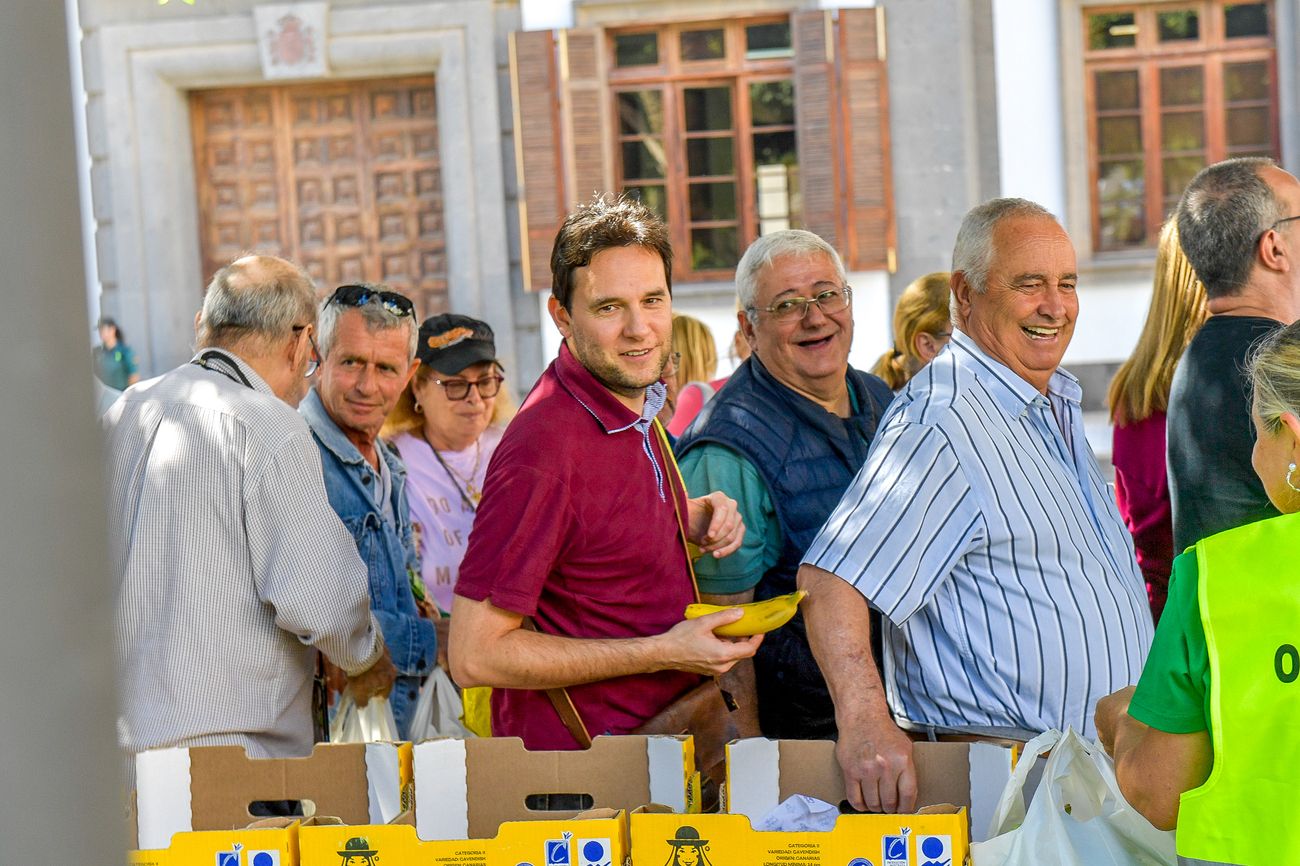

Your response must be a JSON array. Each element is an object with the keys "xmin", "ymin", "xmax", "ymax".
[{"xmin": 683, "ymin": 590, "xmax": 807, "ymax": 637}]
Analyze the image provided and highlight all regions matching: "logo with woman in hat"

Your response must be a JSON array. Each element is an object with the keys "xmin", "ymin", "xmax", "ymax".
[
  {"xmin": 662, "ymin": 826, "xmax": 714, "ymax": 866},
  {"xmin": 338, "ymin": 836, "xmax": 379, "ymax": 865}
]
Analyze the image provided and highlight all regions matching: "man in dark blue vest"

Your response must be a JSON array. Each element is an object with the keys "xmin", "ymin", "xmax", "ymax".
[{"xmin": 676, "ymin": 230, "xmax": 894, "ymax": 739}]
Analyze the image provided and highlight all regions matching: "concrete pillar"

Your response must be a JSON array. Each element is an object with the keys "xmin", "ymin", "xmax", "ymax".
[
  {"xmin": 0, "ymin": 1, "xmax": 120, "ymax": 861},
  {"xmin": 883, "ymin": 0, "xmax": 1001, "ymax": 293}
]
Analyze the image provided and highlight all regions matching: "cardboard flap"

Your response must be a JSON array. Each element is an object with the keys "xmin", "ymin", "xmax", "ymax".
[
  {"xmin": 646, "ymin": 735, "xmax": 690, "ymax": 812},
  {"xmin": 967, "ymin": 741, "xmax": 1015, "ymax": 843},
  {"xmin": 364, "ymin": 742, "xmax": 403, "ymax": 823},
  {"xmin": 414, "ymin": 738, "xmax": 470, "ymax": 841},
  {"xmin": 136, "ymin": 749, "xmax": 193, "ymax": 850},
  {"xmin": 724, "ymin": 739, "xmax": 780, "ymax": 820}
]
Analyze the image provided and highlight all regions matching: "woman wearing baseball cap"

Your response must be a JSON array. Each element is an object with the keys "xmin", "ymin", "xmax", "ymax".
[{"xmin": 384, "ymin": 314, "xmax": 515, "ymax": 623}]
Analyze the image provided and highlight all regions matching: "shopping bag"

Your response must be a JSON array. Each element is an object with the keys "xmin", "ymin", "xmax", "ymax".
[
  {"xmin": 329, "ymin": 694, "xmax": 400, "ymax": 743},
  {"xmin": 408, "ymin": 666, "xmax": 472, "ymax": 739},
  {"xmin": 971, "ymin": 728, "xmax": 1176, "ymax": 866}
]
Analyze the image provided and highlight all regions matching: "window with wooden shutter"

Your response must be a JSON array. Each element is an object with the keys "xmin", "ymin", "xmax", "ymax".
[
  {"xmin": 509, "ymin": 10, "xmax": 895, "ymax": 291},
  {"xmin": 1083, "ymin": 1, "xmax": 1279, "ymax": 251}
]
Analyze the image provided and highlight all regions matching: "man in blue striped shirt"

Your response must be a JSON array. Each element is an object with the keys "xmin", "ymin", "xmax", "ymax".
[{"xmin": 798, "ymin": 199, "xmax": 1154, "ymax": 813}]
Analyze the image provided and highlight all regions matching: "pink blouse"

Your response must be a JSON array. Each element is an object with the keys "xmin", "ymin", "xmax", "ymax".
[{"xmin": 1112, "ymin": 411, "xmax": 1174, "ymax": 619}]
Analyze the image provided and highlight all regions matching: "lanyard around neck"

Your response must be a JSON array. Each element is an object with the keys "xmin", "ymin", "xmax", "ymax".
[{"xmin": 191, "ymin": 350, "xmax": 253, "ymax": 389}]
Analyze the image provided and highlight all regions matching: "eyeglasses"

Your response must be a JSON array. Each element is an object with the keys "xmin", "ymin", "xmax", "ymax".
[
  {"xmin": 291, "ymin": 325, "xmax": 321, "ymax": 377},
  {"xmin": 1261, "ymin": 215, "xmax": 1300, "ymax": 242},
  {"xmin": 327, "ymin": 284, "xmax": 415, "ymax": 318},
  {"xmin": 663, "ymin": 352, "xmax": 682, "ymax": 377},
  {"xmin": 432, "ymin": 374, "xmax": 505, "ymax": 401},
  {"xmin": 750, "ymin": 285, "xmax": 853, "ymax": 323}
]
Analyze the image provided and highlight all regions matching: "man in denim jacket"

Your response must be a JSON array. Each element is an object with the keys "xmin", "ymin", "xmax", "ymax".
[{"xmin": 301, "ymin": 284, "xmax": 437, "ymax": 737}]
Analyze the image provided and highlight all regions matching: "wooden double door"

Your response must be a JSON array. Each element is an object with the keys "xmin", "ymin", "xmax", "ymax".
[{"xmin": 191, "ymin": 76, "xmax": 448, "ymax": 316}]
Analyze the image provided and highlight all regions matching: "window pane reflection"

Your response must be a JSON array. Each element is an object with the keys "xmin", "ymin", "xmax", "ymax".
[
  {"xmin": 617, "ymin": 91, "xmax": 663, "ymax": 136},
  {"xmin": 689, "ymin": 182, "xmax": 738, "ymax": 221},
  {"xmin": 621, "ymin": 141, "xmax": 666, "ymax": 180},
  {"xmin": 684, "ymin": 87, "xmax": 732, "ymax": 132},
  {"xmin": 615, "ymin": 33, "xmax": 659, "ymax": 67},
  {"xmin": 1089, "ymin": 13, "xmax": 1137, "ymax": 49},
  {"xmin": 1098, "ymin": 159, "xmax": 1146, "ymax": 249},
  {"xmin": 691, "ymin": 227, "xmax": 739, "ymax": 270},
  {"xmin": 687, "ymin": 138, "xmax": 734, "ymax": 177},
  {"xmin": 746, "ymin": 22, "xmax": 792, "ymax": 59},
  {"xmin": 750, "ymin": 81, "xmax": 795, "ymax": 126},
  {"xmin": 681, "ymin": 29, "xmax": 725, "ymax": 62},
  {"xmin": 1225, "ymin": 3, "xmax": 1269, "ymax": 38}
]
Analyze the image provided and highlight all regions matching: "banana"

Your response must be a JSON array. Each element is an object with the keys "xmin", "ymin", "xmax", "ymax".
[{"xmin": 683, "ymin": 590, "xmax": 808, "ymax": 637}]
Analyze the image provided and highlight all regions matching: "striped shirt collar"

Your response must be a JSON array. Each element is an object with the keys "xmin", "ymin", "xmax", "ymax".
[{"xmin": 948, "ymin": 328, "xmax": 1081, "ymax": 417}]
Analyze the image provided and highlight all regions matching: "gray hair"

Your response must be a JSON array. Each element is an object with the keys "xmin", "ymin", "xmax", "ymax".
[
  {"xmin": 736, "ymin": 229, "xmax": 847, "ymax": 322},
  {"xmin": 951, "ymin": 198, "xmax": 1058, "ymax": 294},
  {"xmin": 1176, "ymin": 157, "xmax": 1281, "ymax": 300},
  {"xmin": 317, "ymin": 283, "xmax": 419, "ymax": 361},
  {"xmin": 196, "ymin": 255, "xmax": 317, "ymax": 351}
]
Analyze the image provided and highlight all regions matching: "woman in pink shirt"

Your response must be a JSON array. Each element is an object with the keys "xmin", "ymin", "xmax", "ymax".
[
  {"xmin": 1107, "ymin": 220, "xmax": 1207, "ymax": 620},
  {"xmin": 666, "ymin": 313, "xmax": 720, "ymax": 437},
  {"xmin": 384, "ymin": 314, "xmax": 514, "ymax": 622}
]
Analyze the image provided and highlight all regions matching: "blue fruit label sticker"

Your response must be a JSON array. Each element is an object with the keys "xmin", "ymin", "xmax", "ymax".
[
  {"xmin": 917, "ymin": 835, "xmax": 952, "ymax": 866},
  {"xmin": 577, "ymin": 837, "xmax": 611, "ymax": 866},
  {"xmin": 545, "ymin": 837, "xmax": 571, "ymax": 865}
]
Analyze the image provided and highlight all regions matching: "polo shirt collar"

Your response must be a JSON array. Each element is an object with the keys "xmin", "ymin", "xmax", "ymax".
[
  {"xmin": 949, "ymin": 328, "xmax": 1081, "ymax": 416},
  {"xmin": 552, "ymin": 341, "xmax": 666, "ymax": 434}
]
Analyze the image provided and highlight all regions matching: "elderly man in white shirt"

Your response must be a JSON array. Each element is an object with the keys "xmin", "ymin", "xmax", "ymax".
[
  {"xmin": 798, "ymin": 199, "xmax": 1153, "ymax": 813},
  {"xmin": 107, "ymin": 254, "xmax": 395, "ymax": 758}
]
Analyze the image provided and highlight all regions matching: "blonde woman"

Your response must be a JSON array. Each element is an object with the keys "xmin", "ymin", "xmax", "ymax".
[
  {"xmin": 384, "ymin": 314, "xmax": 515, "ymax": 618},
  {"xmin": 870, "ymin": 272, "xmax": 952, "ymax": 391},
  {"xmin": 1107, "ymin": 220, "xmax": 1208, "ymax": 618},
  {"xmin": 666, "ymin": 313, "xmax": 720, "ymax": 437}
]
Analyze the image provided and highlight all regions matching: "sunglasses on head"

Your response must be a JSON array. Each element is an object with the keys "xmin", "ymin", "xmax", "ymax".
[{"xmin": 327, "ymin": 284, "xmax": 415, "ymax": 318}]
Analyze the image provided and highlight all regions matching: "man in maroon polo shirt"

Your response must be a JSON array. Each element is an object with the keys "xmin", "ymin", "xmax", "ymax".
[{"xmin": 449, "ymin": 195, "xmax": 762, "ymax": 748}]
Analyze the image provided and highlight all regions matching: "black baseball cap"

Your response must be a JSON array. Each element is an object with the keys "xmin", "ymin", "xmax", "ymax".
[{"xmin": 416, "ymin": 314, "xmax": 499, "ymax": 374}]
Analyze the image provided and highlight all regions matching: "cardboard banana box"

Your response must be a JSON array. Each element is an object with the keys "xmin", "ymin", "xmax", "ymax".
[
  {"xmin": 631, "ymin": 738, "xmax": 1016, "ymax": 866},
  {"xmin": 297, "ymin": 734, "xmax": 695, "ymax": 866}
]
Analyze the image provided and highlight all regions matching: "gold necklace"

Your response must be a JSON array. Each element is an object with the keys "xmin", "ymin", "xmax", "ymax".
[{"xmin": 420, "ymin": 430, "xmax": 482, "ymax": 509}]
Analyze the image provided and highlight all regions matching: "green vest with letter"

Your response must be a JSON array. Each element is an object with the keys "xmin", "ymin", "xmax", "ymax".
[{"xmin": 1176, "ymin": 511, "xmax": 1300, "ymax": 864}]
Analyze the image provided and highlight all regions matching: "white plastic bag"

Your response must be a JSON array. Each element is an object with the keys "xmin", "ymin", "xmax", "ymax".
[
  {"xmin": 408, "ymin": 665, "xmax": 471, "ymax": 740},
  {"xmin": 971, "ymin": 728, "xmax": 1176, "ymax": 866},
  {"xmin": 329, "ymin": 693, "xmax": 399, "ymax": 743}
]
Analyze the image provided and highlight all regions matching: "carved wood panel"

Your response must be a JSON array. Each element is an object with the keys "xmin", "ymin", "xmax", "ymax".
[{"xmin": 191, "ymin": 76, "xmax": 448, "ymax": 317}]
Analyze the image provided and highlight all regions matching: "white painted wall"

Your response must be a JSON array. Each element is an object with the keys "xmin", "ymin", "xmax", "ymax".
[
  {"xmin": 1066, "ymin": 273, "xmax": 1151, "ymax": 366},
  {"xmin": 521, "ymin": 0, "xmax": 573, "ymax": 30},
  {"xmin": 991, "ymin": 0, "xmax": 1067, "ymax": 219}
]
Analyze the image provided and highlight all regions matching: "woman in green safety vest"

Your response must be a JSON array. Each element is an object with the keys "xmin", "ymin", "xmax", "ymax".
[{"xmin": 1096, "ymin": 319, "xmax": 1300, "ymax": 866}]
